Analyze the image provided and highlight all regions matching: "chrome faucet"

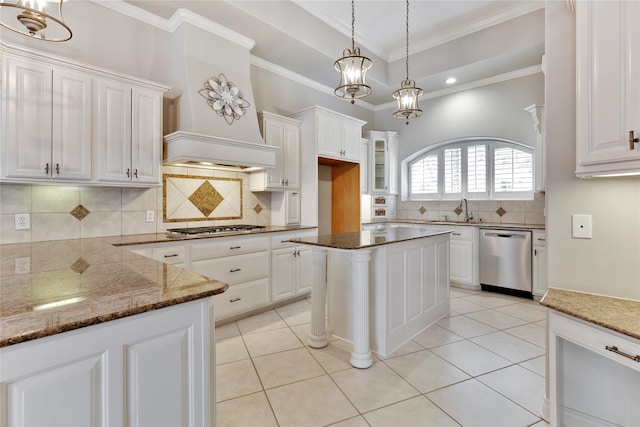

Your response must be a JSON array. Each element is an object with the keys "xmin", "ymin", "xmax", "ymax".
[{"xmin": 459, "ymin": 198, "xmax": 474, "ymax": 222}]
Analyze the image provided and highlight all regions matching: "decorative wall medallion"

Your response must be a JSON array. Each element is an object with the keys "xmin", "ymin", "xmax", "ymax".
[
  {"xmin": 496, "ymin": 207, "xmax": 507, "ymax": 217},
  {"xmin": 70, "ymin": 205, "xmax": 90, "ymax": 221},
  {"xmin": 418, "ymin": 206, "xmax": 426, "ymax": 215},
  {"xmin": 163, "ymin": 174, "xmax": 242, "ymax": 222},
  {"xmin": 454, "ymin": 206, "xmax": 463, "ymax": 216},
  {"xmin": 253, "ymin": 204, "xmax": 263, "ymax": 214},
  {"xmin": 198, "ymin": 73, "xmax": 250, "ymax": 125}
]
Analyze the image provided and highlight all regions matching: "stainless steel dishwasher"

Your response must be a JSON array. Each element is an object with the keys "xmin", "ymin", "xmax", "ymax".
[{"xmin": 479, "ymin": 228, "xmax": 532, "ymax": 297}]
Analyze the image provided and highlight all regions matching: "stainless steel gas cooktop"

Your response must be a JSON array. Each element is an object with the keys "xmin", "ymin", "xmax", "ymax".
[{"xmin": 166, "ymin": 224, "xmax": 266, "ymax": 236}]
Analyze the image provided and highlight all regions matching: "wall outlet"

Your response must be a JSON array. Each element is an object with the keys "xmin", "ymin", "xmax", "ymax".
[
  {"xmin": 15, "ymin": 213, "xmax": 30, "ymax": 230},
  {"xmin": 572, "ymin": 214, "xmax": 592, "ymax": 239},
  {"xmin": 145, "ymin": 210, "xmax": 155, "ymax": 223},
  {"xmin": 15, "ymin": 256, "xmax": 30, "ymax": 274}
]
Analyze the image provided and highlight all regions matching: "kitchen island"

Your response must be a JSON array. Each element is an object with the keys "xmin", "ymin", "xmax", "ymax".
[
  {"xmin": 290, "ymin": 225, "xmax": 451, "ymax": 368},
  {"xmin": 0, "ymin": 237, "xmax": 227, "ymax": 426}
]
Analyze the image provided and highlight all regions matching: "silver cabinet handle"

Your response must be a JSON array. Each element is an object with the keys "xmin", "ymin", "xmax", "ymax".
[
  {"xmin": 605, "ymin": 345, "xmax": 640, "ymax": 362},
  {"xmin": 45, "ymin": 163, "xmax": 49, "ymax": 174},
  {"xmin": 134, "ymin": 169, "xmax": 138, "ymax": 178},
  {"xmin": 126, "ymin": 168, "xmax": 130, "ymax": 178},
  {"xmin": 629, "ymin": 130, "xmax": 639, "ymax": 150},
  {"xmin": 485, "ymin": 233, "xmax": 526, "ymax": 239},
  {"xmin": 55, "ymin": 163, "xmax": 60, "ymax": 174},
  {"xmin": 230, "ymin": 268, "xmax": 241, "ymax": 273},
  {"xmin": 452, "ymin": 232, "xmax": 461, "ymax": 236},
  {"xmin": 230, "ymin": 246, "xmax": 241, "ymax": 249},
  {"xmin": 537, "ymin": 237, "xmax": 546, "ymax": 241},
  {"xmin": 229, "ymin": 297, "xmax": 241, "ymax": 303},
  {"xmin": 164, "ymin": 254, "xmax": 179, "ymax": 258}
]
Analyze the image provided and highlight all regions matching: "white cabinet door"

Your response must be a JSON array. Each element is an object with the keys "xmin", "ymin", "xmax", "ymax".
[
  {"xmin": 450, "ymin": 240, "xmax": 473, "ymax": 285},
  {"xmin": 263, "ymin": 117, "xmax": 286, "ymax": 188},
  {"xmin": 286, "ymin": 191, "xmax": 301, "ymax": 225},
  {"xmin": 3, "ymin": 56, "xmax": 52, "ymax": 179},
  {"xmin": 52, "ymin": 68, "xmax": 93, "ymax": 181},
  {"xmin": 532, "ymin": 231, "xmax": 547, "ymax": 297},
  {"xmin": 576, "ymin": 0, "xmax": 640, "ymax": 177},
  {"xmin": 283, "ymin": 122, "xmax": 301, "ymax": 189},
  {"xmin": 272, "ymin": 248, "xmax": 297, "ymax": 301},
  {"xmin": 131, "ymin": 86, "xmax": 162, "ymax": 185},
  {"xmin": 387, "ymin": 133, "xmax": 399, "ymax": 195},
  {"xmin": 94, "ymin": 78, "xmax": 132, "ymax": 183},
  {"xmin": 341, "ymin": 120, "xmax": 361, "ymax": 162},
  {"xmin": 296, "ymin": 246, "xmax": 313, "ymax": 294},
  {"xmin": 317, "ymin": 109, "xmax": 343, "ymax": 159}
]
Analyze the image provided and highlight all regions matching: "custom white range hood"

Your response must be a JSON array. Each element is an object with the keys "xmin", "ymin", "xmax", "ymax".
[{"xmin": 163, "ymin": 12, "xmax": 277, "ymax": 170}]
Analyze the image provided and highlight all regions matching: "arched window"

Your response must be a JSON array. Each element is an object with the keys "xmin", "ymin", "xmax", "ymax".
[{"xmin": 403, "ymin": 137, "xmax": 534, "ymax": 200}]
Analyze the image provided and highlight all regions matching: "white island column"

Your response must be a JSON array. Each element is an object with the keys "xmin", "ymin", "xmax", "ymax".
[
  {"xmin": 308, "ymin": 247, "xmax": 328, "ymax": 348},
  {"xmin": 350, "ymin": 249, "xmax": 373, "ymax": 368}
]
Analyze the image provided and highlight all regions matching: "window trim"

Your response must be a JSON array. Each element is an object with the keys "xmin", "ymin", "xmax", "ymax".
[{"xmin": 401, "ymin": 137, "xmax": 535, "ymax": 201}]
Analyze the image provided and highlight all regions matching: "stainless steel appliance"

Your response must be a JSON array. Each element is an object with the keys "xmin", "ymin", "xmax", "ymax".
[
  {"xmin": 479, "ymin": 228, "xmax": 532, "ymax": 297},
  {"xmin": 166, "ymin": 224, "xmax": 266, "ymax": 236}
]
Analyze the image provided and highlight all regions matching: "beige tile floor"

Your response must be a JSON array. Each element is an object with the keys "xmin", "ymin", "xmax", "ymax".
[{"xmin": 215, "ymin": 288, "xmax": 551, "ymax": 427}]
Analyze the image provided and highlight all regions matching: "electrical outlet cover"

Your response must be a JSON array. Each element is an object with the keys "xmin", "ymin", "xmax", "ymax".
[
  {"xmin": 15, "ymin": 213, "xmax": 30, "ymax": 230},
  {"xmin": 572, "ymin": 214, "xmax": 592, "ymax": 239}
]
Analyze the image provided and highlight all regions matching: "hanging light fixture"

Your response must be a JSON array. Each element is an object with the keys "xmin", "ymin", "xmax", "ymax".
[
  {"xmin": 0, "ymin": 0, "xmax": 72, "ymax": 42},
  {"xmin": 334, "ymin": 0, "xmax": 371, "ymax": 104},
  {"xmin": 393, "ymin": 0, "xmax": 422, "ymax": 124}
]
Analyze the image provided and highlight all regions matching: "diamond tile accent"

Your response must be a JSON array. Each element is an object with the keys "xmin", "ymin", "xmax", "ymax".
[
  {"xmin": 70, "ymin": 257, "xmax": 90, "ymax": 274},
  {"xmin": 70, "ymin": 205, "xmax": 90, "ymax": 221},
  {"xmin": 496, "ymin": 207, "xmax": 507, "ymax": 217},
  {"xmin": 418, "ymin": 206, "xmax": 426, "ymax": 215},
  {"xmin": 189, "ymin": 181, "xmax": 224, "ymax": 217},
  {"xmin": 254, "ymin": 204, "xmax": 263, "ymax": 214},
  {"xmin": 454, "ymin": 207, "xmax": 463, "ymax": 216}
]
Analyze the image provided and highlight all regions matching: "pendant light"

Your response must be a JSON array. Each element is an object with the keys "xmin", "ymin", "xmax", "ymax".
[
  {"xmin": 393, "ymin": 0, "xmax": 422, "ymax": 124},
  {"xmin": 334, "ymin": 0, "xmax": 372, "ymax": 104},
  {"xmin": 0, "ymin": 0, "xmax": 72, "ymax": 42}
]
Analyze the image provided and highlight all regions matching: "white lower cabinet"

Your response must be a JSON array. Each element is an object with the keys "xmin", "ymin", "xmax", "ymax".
[
  {"xmin": 532, "ymin": 230, "xmax": 547, "ymax": 297},
  {"xmin": 549, "ymin": 310, "xmax": 640, "ymax": 426},
  {"xmin": 0, "ymin": 298, "xmax": 214, "ymax": 426},
  {"xmin": 271, "ymin": 231, "xmax": 316, "ymax": 302},
  {"xmin": 449, "ymin": 227, "xmax": 477, "ymax": 287}
]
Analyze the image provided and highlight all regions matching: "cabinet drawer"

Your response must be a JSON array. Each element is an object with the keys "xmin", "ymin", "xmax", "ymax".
[
  {"xmin": 271, "ymin": 230, "xmax": 317, "ymax": 250},
  {"xmin": 190, "ymin": 236, "xmax": 268, "ymax": 260},
  {"xmin": 449, "ymin": 227, "xmax": 474, "ymax": 241},
  {"xmin": 533, "ymin": 230, "xmax": 547, "ymax": 246},
  {"xmin": 190, "ymin": 251, "xmax": 268, "ymax": 284},
  {"xmin": 151, "ymin": 246, "xmax": 185, "ymax": 265},
  {"xmin": 214, "ymin": 278, "xmax": 269, "ymax": 320}
]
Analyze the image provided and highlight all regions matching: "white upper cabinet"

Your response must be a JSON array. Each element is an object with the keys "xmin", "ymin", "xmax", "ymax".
[
  {"xmin": 250, "ymin": 112, "xmax": 301, "ymax": 191},
  {"xmin": 310, "ymin": 106, "xmax": 365, "ymax": 163},
  {"xmin": 364, "ymin": 131, "xmax": 398, "ymax": 194},
  {"xmin": 2, "ymin": 55, "xmax": 92, "ymax": 181},
  {"xmin": 576, "ymin": 0, "xmax": 640, "ymax": 177},
  {"xmin": 1, "ymin": 42, "xmax": 167, "ymax": 187},
  {"xmin": 94, "ymin": 80, "xmax": 163, "ymax": 185}
]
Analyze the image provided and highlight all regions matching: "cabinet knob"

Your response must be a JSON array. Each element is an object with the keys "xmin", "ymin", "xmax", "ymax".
[
  {"xmin": 629, "ymin": 130, "xmax": 639, "ymax": 150},
  {"xmin": 534, "ymin": 249, "xmax": 538, "ymax": 256},
  {"xmin": 285, "ymin": 179, "xmax": 289, "ymax": 186}
]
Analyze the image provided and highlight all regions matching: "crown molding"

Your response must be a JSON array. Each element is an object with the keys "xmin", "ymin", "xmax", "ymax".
[
  {"xmin": 89, "ymin": 0, "xmax": 255, "ymax": 49},
  {"xmin": 376, "ymin": 64, "xmax": 543, "ymax": 112}
]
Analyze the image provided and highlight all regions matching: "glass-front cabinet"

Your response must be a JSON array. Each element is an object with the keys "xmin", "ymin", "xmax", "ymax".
[{"xmin": 364, "ymin": 131, "xmax": 398, "ymax": 194}]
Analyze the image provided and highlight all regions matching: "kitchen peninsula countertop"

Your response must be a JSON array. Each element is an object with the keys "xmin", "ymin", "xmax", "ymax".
[
  {"xmin": 289, "ymin": 225, "xmax": 451, "ymax": 250},
  {"xmin": 0, "ymin": 238, "xmax": 229, "ymax": 347},
  {"xmin": 540, "ymin": 288, "xmax": 640, "ymax": 340}
]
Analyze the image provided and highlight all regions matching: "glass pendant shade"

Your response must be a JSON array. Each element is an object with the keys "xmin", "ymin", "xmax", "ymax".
[
  {"xmin": 393, "ymin": 79, "xmax": 423, "ymax": 124},
  {"xmin": 334, "ymin": 47, "xmax": 372, "ymax": 104},
  {"xmin": 0, "ymin": 0, "xmax": 72, "ymax": 42}
]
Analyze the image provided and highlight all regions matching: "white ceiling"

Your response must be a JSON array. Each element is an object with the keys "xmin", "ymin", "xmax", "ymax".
[{"xmin": 126, "ymin": 0, "xmax": 545, "ymax": 107}]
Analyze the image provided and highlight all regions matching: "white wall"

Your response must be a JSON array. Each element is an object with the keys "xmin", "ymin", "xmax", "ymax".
[{"xmin": 545, "ymin": 2, "xmax": 640, "ymax": 300}]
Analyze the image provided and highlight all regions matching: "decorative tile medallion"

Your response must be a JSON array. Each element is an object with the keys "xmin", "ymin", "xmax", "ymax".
[
  {"xmin": 163, "ymin": 174, "xmax": 243, "ymax": 222},
  {"xmin": 70, "ymin": 205, "xmax": 90, "ymax": 221},
  {"xmin": 418, "ymin": 206, "xmax": 426, "ymax": 215},
  {"xmin": 454, "ymin": 206, "xmax": 463, "ymax": 216},
  {"xmin": 70, "ymin": 258, "xmax": 90, "ymax": 274},
  {"xmin": 254, "ymin": 204, "xmax": 263, "ymax": 214},
  {"xmin": 496, "ymin": 207, "xmax": 507, "ymax": 217}
]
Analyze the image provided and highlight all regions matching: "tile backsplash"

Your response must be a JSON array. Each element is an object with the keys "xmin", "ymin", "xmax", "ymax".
[
  {"xmin": 395, "ymin": 192, "xmax": 545, "ymax": 225},
  {"xmin": 0, "ymin": 166, "xmax": 271, "ymax": 244}
]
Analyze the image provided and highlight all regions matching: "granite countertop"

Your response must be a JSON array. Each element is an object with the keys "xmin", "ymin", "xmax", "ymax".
[
  {"xmin": 540, "ymin": 288, "xmax": 640, "ymax": 340},
  {"xmin": 367, "ymin": 220, "xmax": 546, "ymax": 230},
  {"xmin": 0, "ymin": 238, "xmax": 228, "ymax": 347},
  {"xmin": 289, "ymin": 226, "xmax": 451, "ymax": 250}
]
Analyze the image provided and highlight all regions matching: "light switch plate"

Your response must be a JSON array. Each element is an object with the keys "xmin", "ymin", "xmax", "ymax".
[{"xmin": 572, "ymin": 214, "xmax": 592, "ymax": 239}]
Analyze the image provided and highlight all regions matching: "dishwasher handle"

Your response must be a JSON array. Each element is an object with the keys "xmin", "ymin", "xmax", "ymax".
[{"xmin": 484, "ymin": 232, "xmax": 526, "ymax": 239}]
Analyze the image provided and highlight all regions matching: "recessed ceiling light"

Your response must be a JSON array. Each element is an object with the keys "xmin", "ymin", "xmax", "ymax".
[{"xmin": 445, "ymin": 77, "xmax": 457, "ymax": 85}]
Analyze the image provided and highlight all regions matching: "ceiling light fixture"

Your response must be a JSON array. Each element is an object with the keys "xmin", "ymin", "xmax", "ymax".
[
  {"xmin": 393, "ymin": 0, "xmax": 422, "ymax": 124},
  {"xmin": 0, "ymin": 0, "xmax": 72, "ymax": 42},
  {"xmin": 334, "ymin": 0, "xmax": 371, "ymax": 104},
  {"xmin": 446, "ymin": 77, "xmax": 457, "ymax": 85}
]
